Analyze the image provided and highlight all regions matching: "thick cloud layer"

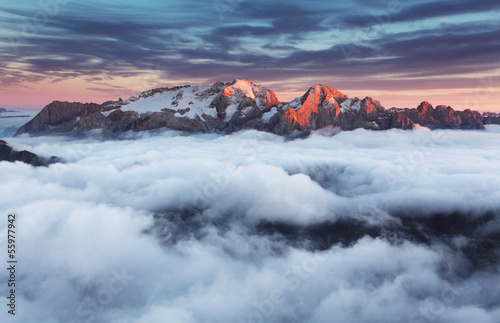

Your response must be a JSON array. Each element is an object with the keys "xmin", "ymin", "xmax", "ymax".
[{"xmin": 1, "ymin": 126, "xmax": 500, "ymax": 322}]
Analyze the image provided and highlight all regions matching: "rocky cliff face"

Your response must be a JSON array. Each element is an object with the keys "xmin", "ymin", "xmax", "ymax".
[
  {"xmin": 390, "ymin": 101, "xmax": 484, "ymax": 130},
  {"xmin": 483, "ymin": 112, "xmax": 500, "ymax": 125},
  {"xmin": 273, "ymin": 85, "xmax": 345, "ymax": 134},
  {"xmin": 15, "ymin": 101, "xmax": 104, "ymax": 136},
  {"xmin": 15, "ymin": 79, "xmax": 486, "ymax": 137},
  {"xmin": 0, "ymin": 140, "xmax": 61, "ymax": 166}
]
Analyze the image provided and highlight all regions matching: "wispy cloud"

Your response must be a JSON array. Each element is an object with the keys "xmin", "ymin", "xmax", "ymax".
[{"xmin": 0, "ymin": 0, "xmax": 499, "ymax": 109}]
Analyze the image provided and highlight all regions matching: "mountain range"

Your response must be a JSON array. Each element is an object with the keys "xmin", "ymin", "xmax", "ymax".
[
  {"xmin": 15, "ymin": 79, "xmax": 490, "ymax": 137},
  {"xmin": 0, "ymin": 108, "xmax": 20, "ymax": 113}
]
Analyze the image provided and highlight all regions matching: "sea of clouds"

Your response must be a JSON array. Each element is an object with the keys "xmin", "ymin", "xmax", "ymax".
[{"xmin": 1, "ymin": 126, "xmax": 499, "ymax": 323}]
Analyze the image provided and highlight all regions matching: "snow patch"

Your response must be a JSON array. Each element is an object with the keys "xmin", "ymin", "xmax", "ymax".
[
  {"xmin": 288, "ymin": 98, "xmax": 302, "ymax": 111},
  {"xmin": 263, "ymin": 107, "xmax": 278, "ymax": 122},
  {"xmin": 341, "ymin": 98, "xmax": 362, "ymax": 112},
  {"xmin": 103, "ymin": 85, "xmax": 219, "ymax": 120},
  {"xmin": 225, "ymin": 103, "xmax": 239, "ymax": 121}
]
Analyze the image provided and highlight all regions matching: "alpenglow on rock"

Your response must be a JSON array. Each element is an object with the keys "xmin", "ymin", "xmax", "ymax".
[{"xmin": 15, "ymin": 79, "xmax": 485, "ymax": 137}]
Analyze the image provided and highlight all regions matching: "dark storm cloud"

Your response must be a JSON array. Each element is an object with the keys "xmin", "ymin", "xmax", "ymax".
[
  {"xmin": 342, "ymin": 0, "xmax": 500, "ymax": 27},
  {"xmin": 199, "ymin": 21, "xmax": 500, "ymax": 83},
  {"xmin": 168, "ymin": 22, "xmax": 500, "ymax": 86},
  {"xmin": 0, "ymin": 0, "xmax": 499, "ymax": 94}
]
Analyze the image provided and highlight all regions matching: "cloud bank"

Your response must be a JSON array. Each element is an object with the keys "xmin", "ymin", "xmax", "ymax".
[{"xmin": 0, "ymin": 126, "xmax": 500, "ymax": 322}]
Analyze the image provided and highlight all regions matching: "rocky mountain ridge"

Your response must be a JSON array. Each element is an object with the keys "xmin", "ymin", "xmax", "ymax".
[
  {"xmin": 0, "ymin": 140, "xmax": 61, "ymax": 166},
  {"xmin": 15, "ymin": 79, "xmax": 486, "ymax": 137},
  {"xmin": 482, "ymin": 112, "xmax": 500, "ymax": 125}
]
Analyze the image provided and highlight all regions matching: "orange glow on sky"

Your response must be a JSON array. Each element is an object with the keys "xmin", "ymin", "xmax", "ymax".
[{"xmin": 1, "ymin": 75, "xmax": 499, "ymax": 112}]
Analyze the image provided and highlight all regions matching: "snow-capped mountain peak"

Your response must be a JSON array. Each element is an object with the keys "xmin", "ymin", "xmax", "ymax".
[
  {"xmin": 15, "ymin": 79, "xmax": 486, "ymax": 137},
  {"xmin": 223, "ymin": 79, "xmax": 259, "ymax": 100},
  {"xmin": 222, "ymin": 79, "xmax": 279, "ymax": 106}
]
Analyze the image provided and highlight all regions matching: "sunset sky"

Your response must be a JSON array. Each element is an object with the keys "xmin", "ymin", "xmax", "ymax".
[{"xmin": 0, "ymin": 0, "xmax": 499, "ymax": 111}]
